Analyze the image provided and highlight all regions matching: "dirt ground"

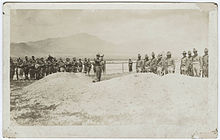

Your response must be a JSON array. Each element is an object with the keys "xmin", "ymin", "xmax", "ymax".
[
  {"xmin": 10, "ymin": 72, "xmax": 217, "ymax": 138},
  {"xmin": 10, "ymin": 72, "xmax": 132, "ymax": 125}
]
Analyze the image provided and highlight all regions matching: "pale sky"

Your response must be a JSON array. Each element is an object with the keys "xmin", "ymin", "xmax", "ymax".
[{"xmin": 11, "ymin": 9, "xmax": 209, "ymax": 55}]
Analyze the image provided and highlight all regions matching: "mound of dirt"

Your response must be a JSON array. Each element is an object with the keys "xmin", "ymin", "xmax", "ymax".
[
  {"xmin": 22, "ymin": 73, "xmax": 91, "ymax": 105},
  {"xmin": 12, "ymin": 72, "xmax": 211, "ymax": 135},
  {"xmin": 78, "ymin": 73, "xmax": 208, "ymax": 125},
  {"xmin": 12, "ymin": 72, "xmax": 92, "ymax": 125}
]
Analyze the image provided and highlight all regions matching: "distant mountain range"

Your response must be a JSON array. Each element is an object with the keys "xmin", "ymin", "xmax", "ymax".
[
  {"xmin": 11, "ymin": 33, "xmax": 185, "ymax": 60},
  {"xmin": 11, "ymin": 33, "xmax": 135, "ymax": 59}
]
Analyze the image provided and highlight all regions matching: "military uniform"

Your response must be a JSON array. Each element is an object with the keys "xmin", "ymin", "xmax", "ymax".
[
  {"xmin": 92, "ymin": 59, "xmax": 96, "ymax": 73},
  {"xmin": 94, "ymin": 55, "xmax": 102, "ymax": 82},
  {"xmin": 192, "ymin": 49, "xmax": 202, "ymax": 77},
  {"xmin": 83, "ymin": 59, "xmax": 88, "ymax": 74},
  {"xmin": 29, "ymin": 57, "xmax": 36, "ymax": 79},
  {"xmin": 150, "ymin": 57, "xmax": 157, "ymax": 73},
  {"xmin": 65, "ymin": 59, "xmax": 72, "ymax": 72},
  {"xmin": 202, "ymin": 49, "xmax": 209, "ymax": 78},
  {"xmin": 128, "ymin": 59, "xmax": 133, "ymax": 72},
  {"xmin": 87, "ymin": 60, "xmax": 92, "ymax": 75},
  {"xmin": 47, "ymin": 55, "xmax": 54, "ymax": 75},
  {"xmin": 45, "ymin": 60, "xmax": 50, "ymax": 76},
  {"xmin": 143, "ymin": 59, "xmax": 150, "ymax": 72},
  {"xmin": 136, "ymin": 54, "xmax": 142, "ymax": 73},
  {"xmin": 156, "ymin": 55, "xmax": 164, "ymax": 76},
  {"xmin": 17, "ymin": 58, "xmax": 24, "ymax": 80},
  {"xmin": 100, "ymin": 56, "xmax": 106, "ymax": 74},
  {"xmin": 192, "ymin": 55, "xmax": 201, "ymax": 77},
  {"xmin": 48, "ymin": 60, "xmax": 53, "ymax": 75},
  {"xmin": 35, "ymin": 59, "xmax": 41, "ymax": 80},
  {"xmin": 52, "ymin": 59, "xmax": 58, "ymax": 73},
  {"xmin": 71, "ymin": 59, "xmax": 78, "ymax": 73},
  {"xmin": 136, "ymin": 59, "xmax": 143, "ymax": 73},
  {"xmin": 164, "ymin": 52, "xmax": 175, "ymax": 74},
  {"xmin": 187, "ymin": 54, "xmax": 193, "ymax": 76},
  {"xmin": 14, "ymin": 61, "xmax": 19, "ymax": 80},
  {"xmin": 180, "ymin": 56, "xmax": 188, "ymax": 75},
  {"xmin": 10, "ymin": 58, "xmax": 15, "ymax": 80},
  {"xmin": 164, "ymin": 58, "xmax": 175, "ymax": 74},
  {"xmin": 180, "ymin": 51, "xmax": 188, "ymax": 75},
  {"xmin": 58, "ymin": 59, "xmax": 65, "ymax": 72},
  {"xmin": 78, "ymin": 60, "xmax": 83, "ymax": 72},
  {"xmin": 39, "ymin": 58, "xmax": 46, "ymax": 78},
  {"xmin": 142, "ymin": 55, "xmax": 149, "ymax": 72},
  {"xmin": 23, "ymin": 57, "xmax": 30, "ymax": 80}
]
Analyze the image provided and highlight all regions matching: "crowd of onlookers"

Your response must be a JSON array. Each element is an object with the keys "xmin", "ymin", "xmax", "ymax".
[
  {"xmin": 128, "ymin": 48, "xmax": 209, "ymax": 77},
  {"xmin": 10, "ymin": 54, "xmax": 106, "ymax": 81}
]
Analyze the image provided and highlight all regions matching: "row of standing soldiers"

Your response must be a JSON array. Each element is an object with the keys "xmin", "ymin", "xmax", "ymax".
[
  {"xmin": 128, "ymin": 48, "xmax": 209, "ymax": 77},
  {"xmin": 10, "ymin": 55, "xmax": 106, "ymax": 81},
  {"xmin": 128, "ymin": 51, "xmax": 175, "ymax": 76},
  {"xmin": 179, "ymin": 48, "xmax": 208, "ymax": 77}
]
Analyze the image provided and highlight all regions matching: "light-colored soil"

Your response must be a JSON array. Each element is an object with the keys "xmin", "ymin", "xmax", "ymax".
[{"xmin": 10, "ymin": 72, "xmax": 216, "ymax": 137}]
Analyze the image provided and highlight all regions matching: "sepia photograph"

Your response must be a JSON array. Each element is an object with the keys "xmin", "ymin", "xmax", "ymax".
[{"xmin": 2, "ymin": 2, "xmax": 218, "ymax": 138}]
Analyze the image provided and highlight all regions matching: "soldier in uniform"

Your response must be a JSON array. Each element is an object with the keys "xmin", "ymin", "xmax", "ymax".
[
  {"xmin": 187, "ymin": 51, "xmax": 193, "ymax": 76},
  {"xmin": 78, "ymin": 59, "xmax": 83, "ymax": 72},
  {"xmin": 29, "ymin": 56, "xmax": 36, "ymax": 80},
  {"xmin": 72, "ymin": 57, "xmax": 78, "ymax": 73},
  {"xmin": 87, "ymin": 59, "xmax": 92, "ymax": 76},
  {"xmin": 48, "ymin": 59, "xmax": 53, "ymax": 75},
  {"xmin": 92, "ymin": 58, "xmax": 96, "ymax": 74},
  {"xmin": 143, "ymin": 54, "xmax": 150, "ymax": 72},
  {"xmin": 23, "ymin": 56, "xmax": 30, "ymax": 80},
  {"xmin": 136, "ymin": 54, "xmax": 143, "ymax": 73},
  {"xmin": 39, "ymin": 57, "xmax": 46, "ymax": 78},
  {"xmin": 202, "ymin": 48, "xmax": 209, "ymax": 77},
  {"xmin": 192, "ymin": 48, "xmax": 202, "ymax": 77},
  {"xmin": 45, "ymin": 59, "xmax": 49, "ymax": 76},
  {"xmin": 149, "ymin": 52, "xmax": 157, "ymax": 73},
  {"xmin": 52, "ymin": 58, "xmax": 58, "ymax": 73},
  {"xmin": 47, "ymin": 55, "xmax": 53, "ymax": 62},
  {"xmin": 145, "ymin": 54, "xmax": 151, "ymax": 72},
  {"xmin": 16, "ymin": 57, "xmax": 24, "ymax": 80},
  {"xmin": 65, "ymin": 58, "xmax": 72, "ymax": 72},
  {"xmin": 14, "ymin": 59, "xmax": 18, "ymax": 80},
  {"xmin": 100, "ymin": 55, "xmax": 106, "ymax": 74},
  {"xmin": 83, "ymin": 58, "xmax": 88, "ymax": 74},
  {"xmin": 180, "ymin": 51, "xmax": 188, "ymax": 75},
  {"xmin": 35, "ymin": 58, "xmax": 41, "ymax": 80},
  {"xmin": 156, "ymin": 54, "xmax": 164, "ymax": 76},
  {"xmin": 46, "ymin": 55, "xmax": 53, "ymax": 75},
  {"xmin": 128, "ymin": 59, "xmax": 133, "ymax": 72},
  {"xmin": 45, "ymin": 59, "xmax": 51, "ymax": 76},
  {"xmin": 10, "ymin": 57, "xmax": 15, "ymax": 80},
  {"xmin": 58, "ymin": 58, "xmax": 65, "ymax": 72},
  {"xmin": 164, "ymin": 51, "xmax": 175, "ymax": 74},
  {"xmin": 93, "ymin": 53, "xmax": 102, "ymax": 82}
]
